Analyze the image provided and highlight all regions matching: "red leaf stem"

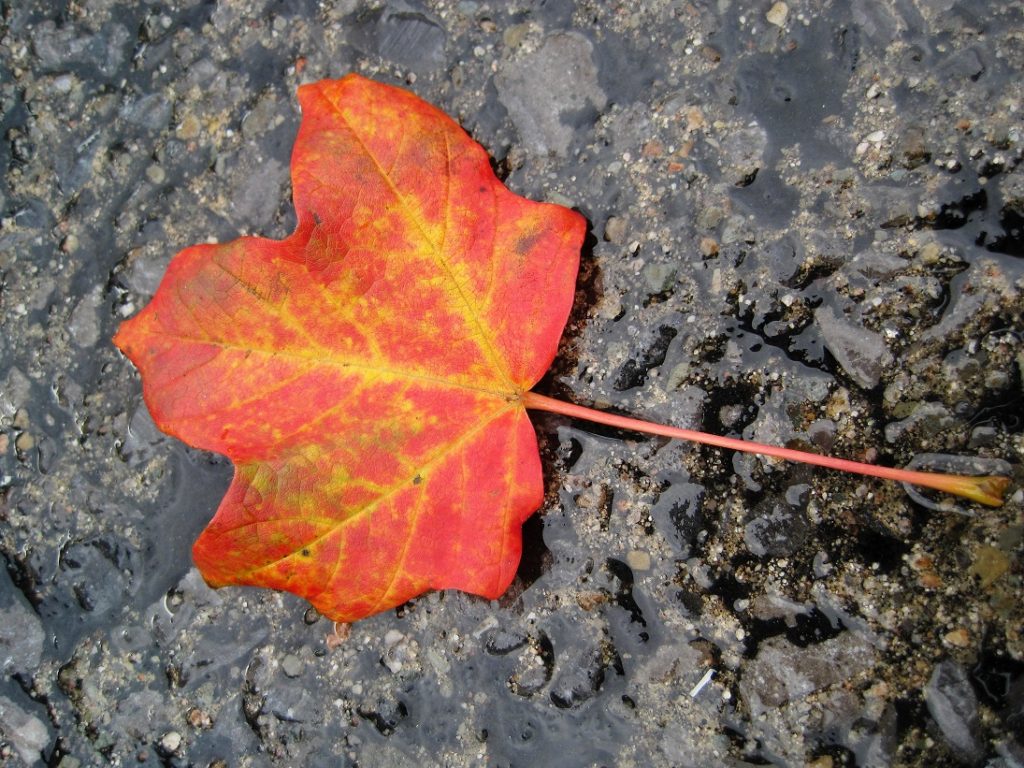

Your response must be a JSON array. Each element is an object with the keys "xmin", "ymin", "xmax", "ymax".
[{"xmin": 522, "ymin": 392, "xmax": 1009, "ymax": 507}]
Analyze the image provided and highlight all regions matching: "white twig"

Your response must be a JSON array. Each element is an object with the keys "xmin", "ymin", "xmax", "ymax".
[{"xmin": 689, "ymin": 668, "xmax": 715, "ymax": 698}]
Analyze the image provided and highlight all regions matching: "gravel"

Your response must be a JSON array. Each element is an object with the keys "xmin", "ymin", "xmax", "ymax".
[{"xmin": 1, "ymin": 0, "xmax": 1022, "ymax": 765}]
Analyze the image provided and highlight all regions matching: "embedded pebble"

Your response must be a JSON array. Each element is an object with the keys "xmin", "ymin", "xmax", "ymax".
[
  {"xmin": 603, "ymin": 216, "xmax": 628, "ymax": 244},
  {"xmin": 0, "ymin": 695, "xmax": 50, "ymax": 764},
  {"xmin": 626, "ymin": 550, "xmax": 651, "ymax": 571},
  {"xmin": 924, "ymin": 661, "xmax": 984, "ymax": 762},
  {"xmin": 0, "ymin": 592, "xmax": 44, "ymax": 676},
  {"xmin": 766, "ymin": 2, "xmax": 789, "ymax": 27},
  {"xmin": 68, "ymin": 285, "xmax": 104, "ymax": 348},
  {"xmin": 159, "ymin": 730, "xmax": 182, "ymax": 755},
  {"xmin": 122, "ymin": 93, "xmax": 172, "ymax": 131},
  {"xmin": 495, "ymin": 32, "xmax": 608, "ymax": 156},
  {"xmin": 358, "ymin": 2, "xmax": 446, "ymax": 74},
  {"xmin": 281, "ymin": 653, "xmax": 304, "ymax": 678},
  {"xmin": 740, "ymin": 634, "xmax": 877, "ymax": 716},
  {"xmin": 813, "ymin": 305, "xmax": 893, "ymax": 389}
]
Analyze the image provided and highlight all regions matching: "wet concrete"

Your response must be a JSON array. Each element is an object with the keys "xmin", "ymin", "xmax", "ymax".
[{"xmin": 1, "ymin": 0, "xmax": 1023, "ymax": 765}]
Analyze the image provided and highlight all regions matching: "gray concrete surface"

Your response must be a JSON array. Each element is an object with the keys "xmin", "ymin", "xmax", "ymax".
[{"xmin": 1, "ymin": 0, "xmax": 1023, "ymax": 765}]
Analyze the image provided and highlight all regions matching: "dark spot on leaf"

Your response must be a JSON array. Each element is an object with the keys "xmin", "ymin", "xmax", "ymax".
[{"xmin": 515, "ymin": 231, "xmax": 542, "ymax": 257}]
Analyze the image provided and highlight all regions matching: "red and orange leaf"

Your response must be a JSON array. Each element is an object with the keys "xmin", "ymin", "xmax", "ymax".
[{"xmin": 114, "ymin": 75, "xmax": 585, "ymax": 622}]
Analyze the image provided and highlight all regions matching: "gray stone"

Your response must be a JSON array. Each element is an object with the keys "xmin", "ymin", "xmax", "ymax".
[
  {"xmin": 496, "ymin": 32, "xmax": 607, "ymax": 157},
  {"xmin": 939, "ymin": 47, "xmax": 985, "ymax": 81},
  {"xmin": 230, "ymin": 157, "xmax": 288, "ymax": 228},
  {"xmin": 744, "ymin": 488, "xmax": 809, "ymax": 558},
  {"xmin": 739, "ymin": 633, "xmax": 876, "ymax": 716},
  {"xmin": 749, "ymin": 592, "xmax": 810, "ymax": 626},
  {"xmin": 281, "ymin": 653, "xmax": 303, "ymax": 679},
  {"xmin": 864, "ymin": 185, "xmax": 918, "ymax": 228},
  {"xmin": 635, "ymin": 643, "xmax": 704, "ymax": 687},
  {"xmin": 353, "ymin": 1, "xmax": 446, "ymax": 74},
  {"xmin": 548, "ymin": 641, "xmax": 608, "ymax": 708},
  {"xmin": 846, "ymin": 250, "xmax": 909, "ymax": 280},
  {"xmin": 924, "ymin": 661, "xmax": 984, "ymax": 762},
  {"xmin": 0, "ymin": 367, "xmax": 32, "ymax": 422},
  {"xmin": 211, "ymin": 0, "xmax": 274, "ymax": 32},
  {"xmin": 0, "ymin": 594, "xmax": 44, "ymax": 677},
  {"xmin": 851, "ymin": 0, "xmax": 901, "ymax": 44},
  {"xmin": 123, "ymin": 249, "xmax": 172, "ymax": 298},
  {"xmin": 721, "ymin": 122, "xmax": 768, "ymax": 186},
  {"xmin": 68, "ymin": 286, "xmax": 104, "ymax": 348},
  {"xmin": 883, "ymin": 402, "xmax": 957, "ymax": 444},
  {"xmin": 0, "ymin": 695, "xmax": 50, "ymax": 764},
  {"xmin": 922, "ymin": 287, "xmax": 985, "ymax": 342},
  {"xmin": 119, "ymin": 406, "xmax": 165, "ymax": 466},
  {"xmin": 31, "ymin": 20, "xmax": 130, "ymax": 77},
  {"xmin": 241, "ymin": 90, "xmax": 283, "ymax": 141},
  {"xmin": 994, "ymin": 739, "xmax": 1024, "ymax": 767},
  {"xmin": 642, "ymin": 262, "xmax": 677, "ymax": 295},
  {"xmin": 604, "ymin": 103, "xmax": 652, "ymax": 155},
  {"xmin": 122, "ymin": 93, "xmax": 172, "ymax": 131},
  {"xmin": 814, "ymin": 305, "xmax": 893, "ymax": 389}
]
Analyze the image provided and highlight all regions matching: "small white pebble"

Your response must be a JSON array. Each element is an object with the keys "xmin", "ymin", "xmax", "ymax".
[{"xmin": 160, "ymin": 731, "xmax": 182, "ymax": 754}]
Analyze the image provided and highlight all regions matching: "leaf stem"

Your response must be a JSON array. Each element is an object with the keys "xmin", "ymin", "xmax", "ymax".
[{"xmin": 522, "ymin": 391, "xmax": 1009, "ymax": 507}]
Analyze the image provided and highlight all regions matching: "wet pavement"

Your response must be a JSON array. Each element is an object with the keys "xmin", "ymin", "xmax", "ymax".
[{"xmin": 1, "ymin": 0, "xmax": 1023, "ymax": 765}]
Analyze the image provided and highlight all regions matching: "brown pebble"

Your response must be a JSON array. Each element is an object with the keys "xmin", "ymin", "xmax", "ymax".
[
  {"xmin": 15, "ymin": 431, "xmax": 35, "ymax": 452},
  {"xmin": 685, "ymin": 107, "xmax": 706, "ymax": 133},
  {"xmin": 12, "ymin": 407, "xmax": 29, "ymax": 430},
  {"xmin": 186, "ymin": 708, "xmax": 213, "ymax": 729},
  {"xmin": 969, "ymin": 545, "xmax": 1009, "ymax": 588},
  {"xmin": 699, "ymin": 237, "xmax": 719, "ymax": 258},
  {"xmin": 575, "ymin": 590, "xmax": 609, "ymax": 611},
  {"xmin": 176, "ymin": 114, "xmax": 201, "ymax": 141},
  {"xmin": 626, "ymin": 550, "xmax": 652, "ymax": 571},
  {"xmin": 943, "ymin": 627, "xmax": 971, "ymax": 647},
  {"xmin": 641, "ymin": 139, "xmax": 664, "ymax": 158},
  {"xmin": 700, "ymin": 45, "xmax": 722, "ymax": 63}
]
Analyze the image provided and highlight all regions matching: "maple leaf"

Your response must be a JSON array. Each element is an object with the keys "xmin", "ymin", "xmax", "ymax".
[
  {"xmin": 115, "ymin": 74, "xmax": 585, "ymax": 621},
  {"xmin": 116, "ymin": 75, "xmax": 1007, "ymax": 624}
]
